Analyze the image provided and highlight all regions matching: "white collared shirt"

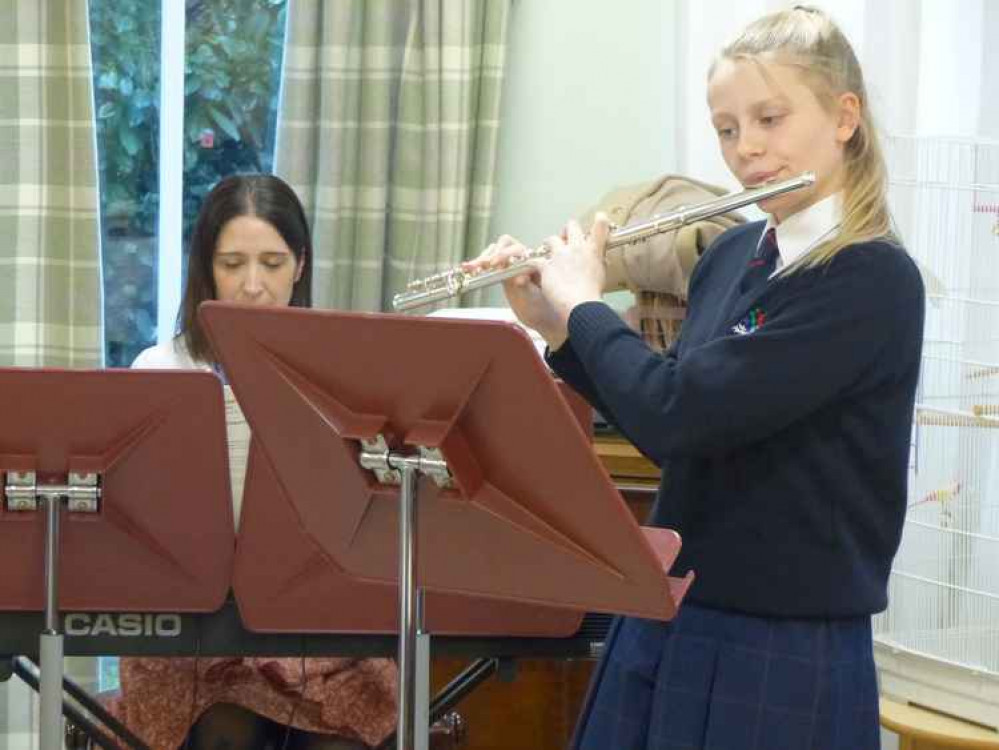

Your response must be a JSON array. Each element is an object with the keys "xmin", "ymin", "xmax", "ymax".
[{"xmin": 759, "ymin": 193, "xmax": 843, "ymax": 276}]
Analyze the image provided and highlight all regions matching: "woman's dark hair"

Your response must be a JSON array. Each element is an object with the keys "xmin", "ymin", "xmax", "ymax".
[{"xmin": 177, "ymin": 173, "xmax": 313, "ymax": 364}]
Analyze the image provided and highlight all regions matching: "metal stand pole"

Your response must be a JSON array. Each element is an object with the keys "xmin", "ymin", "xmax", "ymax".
[
  {"xmin": 359, "ymin": 440, "xmax": 444, "ymax": 750},
  {"xmin": 375, "ymin": 655, "xmax": 493, "ymax": 750},
  {"xmin": 397, "ymin": 464, "xmax": 417, "ymax": 750},
  {"xmin": 40, "ymin": 495, "xmax": 64, "ymax": 750},
  {"xmin": 395, "ymin": 464, "xmax": 431, "ymax": 750}
]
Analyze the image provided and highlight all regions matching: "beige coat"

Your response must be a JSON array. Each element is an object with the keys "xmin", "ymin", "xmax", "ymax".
[{"xmin": 579, "ymin": 174, "xmax": 747, "ymax": 298}]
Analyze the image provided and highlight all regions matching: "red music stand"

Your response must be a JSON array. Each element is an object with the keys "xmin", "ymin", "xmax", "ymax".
[
  {"xmin": 0, "ymin": 368, "xmax": 234, "ymax": 750},
  {"xmin": 233, "ymin": 436, "xmax": 587, "ymax": 637},
  {"xmin": 200, "ymin": 302, "xmax": 692, "ymax": 750}
]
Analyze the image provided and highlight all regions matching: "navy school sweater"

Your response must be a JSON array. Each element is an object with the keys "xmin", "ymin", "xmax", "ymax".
[{"xmin": 548, "ymin": 221, "xmax": 925, "ymax": 618}]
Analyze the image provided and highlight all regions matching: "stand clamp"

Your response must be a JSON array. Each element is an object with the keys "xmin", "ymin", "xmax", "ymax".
[
  {"xmin": 359, "ymin": 436, "xmax": 452, "ymax": 489},
  {"xmin": 3, "ymin": 471, "xmax": 101, "ymax": 513}
]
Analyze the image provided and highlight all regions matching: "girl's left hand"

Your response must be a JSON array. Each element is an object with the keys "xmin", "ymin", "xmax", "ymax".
[{"xmin": 540, "ymin": 212, "xmax": 611, "ymax": 323}]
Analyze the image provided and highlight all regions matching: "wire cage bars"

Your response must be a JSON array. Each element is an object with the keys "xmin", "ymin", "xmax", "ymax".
[{"xmin": 873, "ymin": 135, "xmax": 999, "ymax": 728}]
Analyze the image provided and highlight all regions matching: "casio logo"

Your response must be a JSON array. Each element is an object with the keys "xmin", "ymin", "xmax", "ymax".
[{"xmin": 64, "ymin": 613, "xmax": 182, "ymax": 637}]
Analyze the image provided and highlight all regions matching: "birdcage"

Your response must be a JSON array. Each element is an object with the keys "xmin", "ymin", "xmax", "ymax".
[{"xmin": 872, "ymin": 135, "xmax": 999, "ymax": 728}]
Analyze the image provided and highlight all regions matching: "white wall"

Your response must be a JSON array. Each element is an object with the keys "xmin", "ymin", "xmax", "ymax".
[
  {"xmin": 490, "ymin": 0, "xmax": 680, "ymax": 248},
  {"xmin": 914, "ymin": 0, "xmax": 985, "ymax": 137}
]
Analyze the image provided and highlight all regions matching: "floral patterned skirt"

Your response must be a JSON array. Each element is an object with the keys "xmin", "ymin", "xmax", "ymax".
[{"xmin": 107, "ymin": 656, "xmax": 398, "ymax": 749}]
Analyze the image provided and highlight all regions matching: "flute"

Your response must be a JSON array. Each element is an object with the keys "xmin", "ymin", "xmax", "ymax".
[{"xmin": 392, "ymin": 172, "xmax": 815, "ymax": 312}]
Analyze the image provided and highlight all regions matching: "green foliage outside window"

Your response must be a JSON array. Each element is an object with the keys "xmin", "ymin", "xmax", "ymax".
[
  {"xmin": 89, "ymin": 0, "xmax": 287, "ymax": 367},
  {"xmin": 181, "ymin": 0, "xmax": 287, "ymax": 234}
]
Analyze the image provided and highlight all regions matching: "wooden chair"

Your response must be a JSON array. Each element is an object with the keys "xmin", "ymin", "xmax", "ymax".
[{"xmin": 880, "ymin": 698, "xmax": 999, "ymax": 750}]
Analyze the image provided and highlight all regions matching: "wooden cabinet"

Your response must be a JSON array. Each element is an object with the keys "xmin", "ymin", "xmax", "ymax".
[
  {"xmin": 430, "ymin": 657, "xmax": 594, "ymax": 750},
  {"xmin": 591, "ymin": 432, "xmax": 659, "ymax": 522}
]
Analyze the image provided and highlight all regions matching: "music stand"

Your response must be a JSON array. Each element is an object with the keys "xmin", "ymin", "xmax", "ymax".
[
  {"xmin": 233, "ymin": 436, "xmax": 587, "ymax": 637},
  {"xmin": 0, "ymin": 368, "xmax": 234, "ymax": 750},
  {"xmin": 200, "ymin": 302, "xmax": 693, "ymax": 750}
]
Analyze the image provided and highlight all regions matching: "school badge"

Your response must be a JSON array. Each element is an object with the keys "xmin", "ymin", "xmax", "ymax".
[{"xmin": 732, "ymin": 307, "xmax": 767, "ymax": 335}]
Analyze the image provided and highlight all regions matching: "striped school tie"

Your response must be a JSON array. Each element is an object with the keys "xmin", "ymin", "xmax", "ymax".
[{"xmin": 739, "ymin": 227, "xmax": 779, "ymax": 295}]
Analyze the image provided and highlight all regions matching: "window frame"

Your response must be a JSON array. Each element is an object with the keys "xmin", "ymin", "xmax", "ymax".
[{"xmin": 157, "ymin": 2, "xmax": 186, "ymax": 344}]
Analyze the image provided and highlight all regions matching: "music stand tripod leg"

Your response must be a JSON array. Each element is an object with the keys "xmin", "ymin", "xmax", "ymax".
[
  {"xmin": 40, "ymin": 494, "xmax": 64, "ymax": 750},
  {"xmin": 11, "ymin": 657, "xmax": 138, "ymax": 750}
]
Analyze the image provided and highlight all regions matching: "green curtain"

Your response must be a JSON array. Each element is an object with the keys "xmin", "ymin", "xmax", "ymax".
[
  {"xmin": 0, "ymin": 1, "xmax": 102, "ymax": 367},
  {"xmin": 276, "ymin": 0, "xmax": 511, "ymax": 311}
]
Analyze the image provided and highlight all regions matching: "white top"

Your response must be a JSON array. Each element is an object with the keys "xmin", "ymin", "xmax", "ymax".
[
  {"xmin": 132, "ymin": 338, "xmax": 251, "ymax": 528},
  {"xmin": 132, "ymin": 338, "xmax": 206, "ymax": 370},
  {"xmin": 761, "ymin": 192, "xmax": 843, "ymax": 275},
  {"xmin": 758, "ymin": 193, "xmax": 944, "ymax": 295}
]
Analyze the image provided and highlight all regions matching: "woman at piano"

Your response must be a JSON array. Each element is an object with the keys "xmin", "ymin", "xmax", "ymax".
[
  {"xmin": 121, "ymin": 174, "xmax": 397, "ymax": 750},
  {"xmin": 471, "ymin": 6, "xmax": 924, "ymax": 750}
]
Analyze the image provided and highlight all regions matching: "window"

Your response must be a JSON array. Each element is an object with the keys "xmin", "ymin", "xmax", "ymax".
[
  {"xmin": 89, "ymin": 1, "xmax": 162, "ymax": 368},
  {"xmin": 88, "ymin": 0, "xmax": 288, "ymax": 691},
  {"xmin": 90, "ymin": 0, "xmax": 288, "ymax": 367}
]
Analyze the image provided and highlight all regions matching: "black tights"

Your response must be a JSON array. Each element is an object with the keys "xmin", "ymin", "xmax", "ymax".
[{"xmin": 184, "ymin": 703, "xmax": 367, "ymax": 750}]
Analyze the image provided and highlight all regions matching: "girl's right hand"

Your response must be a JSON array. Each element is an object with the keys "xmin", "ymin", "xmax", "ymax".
[{"xmin": 464, "ymin": 236, "xmax": 568, "ymax": 349}]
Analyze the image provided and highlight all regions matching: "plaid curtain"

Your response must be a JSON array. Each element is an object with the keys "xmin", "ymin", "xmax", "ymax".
[
  {"xmin": 0, "ymin": 1, "xmax": 102, "ymax": 367},
  {"xmin": 276, "ymin": 0, "xmax": 511, "ymax": 311}
]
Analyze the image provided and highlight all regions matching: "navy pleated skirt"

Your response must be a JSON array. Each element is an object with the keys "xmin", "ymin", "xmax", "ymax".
[{"xmin": 571, "ymin": 603, "xmax": 880, "ymax": 750}]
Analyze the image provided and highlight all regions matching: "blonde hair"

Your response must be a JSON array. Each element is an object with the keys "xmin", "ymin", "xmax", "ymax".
[{"xmin": 711, "ymin": 5, "xmax": 897, "ymax": 270}]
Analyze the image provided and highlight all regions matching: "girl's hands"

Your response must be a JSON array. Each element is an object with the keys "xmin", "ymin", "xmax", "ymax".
[
  {"xmin": 538, "ymin": 213, "xmax": 610, "ymax": 321},
  {"xmin": 464, "ymin": 235, "xmax": 567, "ymax": 347},
  {"xmin": 465, "ymin": 212, "xmax": 612, "ymax": 350}
]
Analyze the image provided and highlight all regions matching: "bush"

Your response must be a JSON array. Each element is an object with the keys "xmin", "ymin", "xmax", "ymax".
[{"xmin": 90, "ymin": 0, "xmax": 286, "ymax": 366}]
